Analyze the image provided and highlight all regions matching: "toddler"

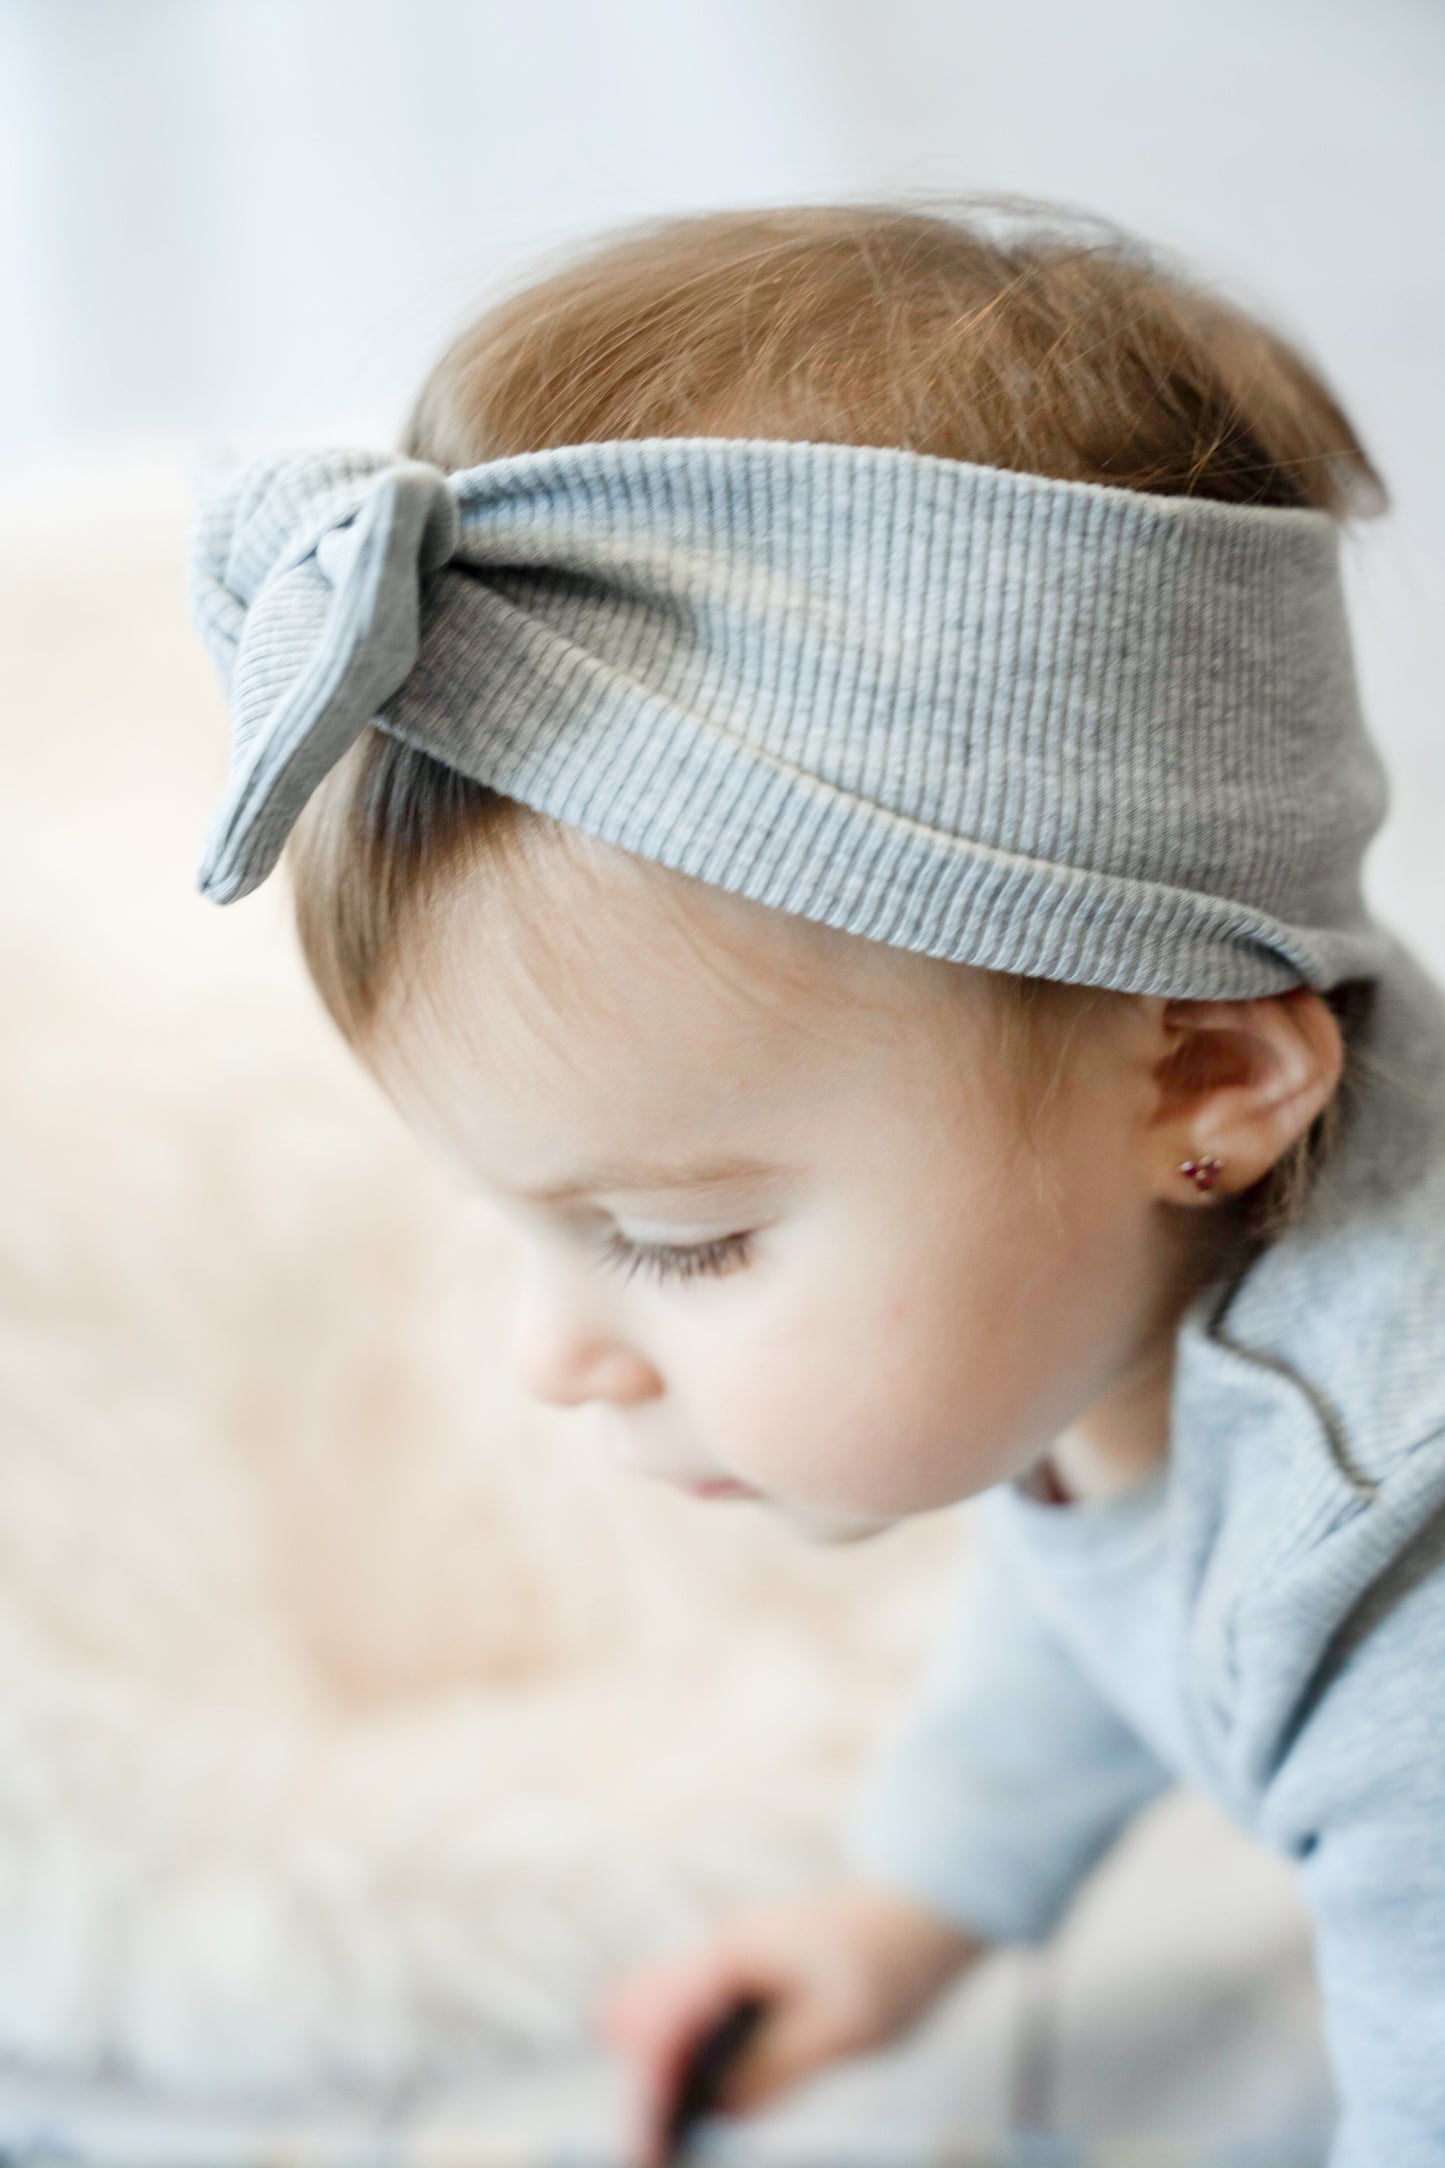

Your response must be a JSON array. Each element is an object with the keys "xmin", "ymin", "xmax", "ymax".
[{"xmin": 187, "ymin": 200, "xmax": 1445, "ymax": 2167}]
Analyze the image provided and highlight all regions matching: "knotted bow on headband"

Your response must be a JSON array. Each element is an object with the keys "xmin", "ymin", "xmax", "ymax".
[{"xmin": 187, "ymin": 436, "xmax": 1392, "ymax": 999}]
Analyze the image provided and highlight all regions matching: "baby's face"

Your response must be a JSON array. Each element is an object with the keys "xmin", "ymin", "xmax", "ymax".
[{"xmin": 367, "ymin": 845, "xmax": 1191, "ymax": 1541}]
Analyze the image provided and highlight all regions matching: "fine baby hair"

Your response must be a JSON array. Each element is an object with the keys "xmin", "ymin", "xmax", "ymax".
[{"xmin": 190, "ymin": 196, "xmax": 1395, "ymax": 1252}]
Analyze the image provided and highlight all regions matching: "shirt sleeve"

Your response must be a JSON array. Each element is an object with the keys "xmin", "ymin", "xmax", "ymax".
[
  {"xmin": 1264, "ymin": 1504, "xmax": 1445, "ymax": 2168},
  {"xmin": 839, "ymin": 1509, "xmax": 1175, "ymax": 1945}
]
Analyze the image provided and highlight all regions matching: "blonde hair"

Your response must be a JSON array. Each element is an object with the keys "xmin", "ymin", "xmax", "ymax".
[{"xmin": 288, "ymin": 195, "xmax": 1388, "ymax": 1243}]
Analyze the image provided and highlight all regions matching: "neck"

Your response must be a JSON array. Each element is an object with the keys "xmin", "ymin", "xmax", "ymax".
[
  {"xmin": 1049, "ymin": 1201, "xmax": 1251, "ymax": 1504},
  {"xmin": 1049, "ymin": 1335, "xmax": 1178, "ymax": 1501}
]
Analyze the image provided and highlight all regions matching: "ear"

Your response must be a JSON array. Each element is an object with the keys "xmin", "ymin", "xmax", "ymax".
[{"xmin": 1140, "ymin": 985, "xmax": 1344, "ymax": 1208}]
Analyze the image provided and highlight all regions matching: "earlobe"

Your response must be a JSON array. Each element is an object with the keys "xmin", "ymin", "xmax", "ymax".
[
  {"xmin": 1148, "ymin": 987, "xmax": 1343, "ymax": 1204},
  {"xmin": 1178, "ymin": 1153, "xmax": 1226, "ymax": 1195}
]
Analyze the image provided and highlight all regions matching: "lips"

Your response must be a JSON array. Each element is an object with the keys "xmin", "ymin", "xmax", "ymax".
[{"xmin": 685, "ymin": 1477, "xmax": 761, "ymax": 1499}]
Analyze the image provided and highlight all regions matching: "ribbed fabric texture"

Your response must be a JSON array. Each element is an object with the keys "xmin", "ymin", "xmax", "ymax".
[{"xmin": 187, "ymin": 436, "xmax": 1392, "ymax": 999}]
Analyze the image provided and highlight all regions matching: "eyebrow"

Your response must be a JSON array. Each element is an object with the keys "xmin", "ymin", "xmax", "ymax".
[{"xmin": 503, "ymin": 1153, "xmax": 787, "ymax": 1204}]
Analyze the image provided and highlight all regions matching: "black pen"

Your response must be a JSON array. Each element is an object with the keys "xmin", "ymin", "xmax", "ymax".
[{"xmin": 658, "ymin": 1992, "xmax": 770, "ymax": 2164}]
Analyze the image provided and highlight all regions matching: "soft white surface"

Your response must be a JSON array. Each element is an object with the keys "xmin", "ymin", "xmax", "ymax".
[
  {"xmin": 0, "ymin": 462, "xmax": 967, "ymax": 2103},
  {"xmin": 0, "ymin": 1793, "xmax": 1333, "ymax": 2159}
]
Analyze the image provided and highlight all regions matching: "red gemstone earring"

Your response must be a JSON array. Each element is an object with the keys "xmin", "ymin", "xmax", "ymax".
[{"xmin": 1179, "ymin": 1153, "xmax": 1224, "ymax": 1194}]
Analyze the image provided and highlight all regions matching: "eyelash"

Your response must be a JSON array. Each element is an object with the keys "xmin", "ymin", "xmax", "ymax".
[{"xmin": 596, "ymin": 1228, "xmax": 754, "ymax": 1287}]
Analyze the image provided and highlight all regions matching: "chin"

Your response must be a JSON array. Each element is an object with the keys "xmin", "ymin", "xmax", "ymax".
[{"xmin": 765, "ymin": 1499, "xmax": 902, "ymax": 1547}]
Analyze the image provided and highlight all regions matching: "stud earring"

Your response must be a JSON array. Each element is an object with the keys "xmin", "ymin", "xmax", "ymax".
[{"xmin": 1179, "ymin": 1153, "xmax": 1225, "ymax": 1194}]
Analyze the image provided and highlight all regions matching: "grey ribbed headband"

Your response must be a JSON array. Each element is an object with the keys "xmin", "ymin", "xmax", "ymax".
[{"xmin": 186, "ymin": 435, "xmax": 1393, "ymax": 999}]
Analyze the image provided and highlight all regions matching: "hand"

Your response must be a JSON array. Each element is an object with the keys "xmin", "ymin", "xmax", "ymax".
[{"xmin": 592, "ymin": 1874, "xmax": 989, "ymax": 2166}]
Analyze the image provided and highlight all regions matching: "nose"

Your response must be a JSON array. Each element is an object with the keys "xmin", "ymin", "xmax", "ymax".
[{"xmin": 509, "ymin": 1245, "xmax": 662, "ymax": 1410}]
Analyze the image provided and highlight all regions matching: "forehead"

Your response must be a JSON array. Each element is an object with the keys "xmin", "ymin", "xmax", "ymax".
[{"xmin": 367, "ymin": 836, "xmax": 974, "ymax": 1189}]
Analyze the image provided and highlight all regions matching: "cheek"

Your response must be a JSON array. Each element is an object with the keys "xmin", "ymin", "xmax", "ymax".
[
  {"xmin": 668, "ymin": 1225, "xmax": 1039, "ymax": 1512},
  {"xmin": 678, "ymin": 1177, "xmax": 1150, "ymax": 1516}
]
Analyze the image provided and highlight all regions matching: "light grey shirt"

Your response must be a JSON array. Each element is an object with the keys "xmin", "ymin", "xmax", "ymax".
[{"xmin": 843, "ymin": 925, "xmax": 1445, "ymax": 2167}]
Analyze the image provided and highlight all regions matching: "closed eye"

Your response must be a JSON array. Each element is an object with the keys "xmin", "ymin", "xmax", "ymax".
[{"xmin": 596, "ymin": 1228, "xmax": 754, "ymax": 1286}]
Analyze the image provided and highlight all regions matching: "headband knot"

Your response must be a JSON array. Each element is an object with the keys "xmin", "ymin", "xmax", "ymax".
[
  {"xmin": 186, "ymin": 434, "xmax": 1392, "ymax": 999},
  {"xmin": 188, "ymin": 450, "xmax": 460, "ymax": 901}
]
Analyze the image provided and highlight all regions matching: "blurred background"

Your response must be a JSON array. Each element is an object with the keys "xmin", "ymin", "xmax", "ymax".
[{"xmin": 1, "ymin": 3, "xmax": 1442, "ymax": 2162}]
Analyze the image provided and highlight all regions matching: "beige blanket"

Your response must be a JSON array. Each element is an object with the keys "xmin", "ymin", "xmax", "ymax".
[{"xmin": 0, "ymin": 453, "xmax": 962, "ymax": 2102}]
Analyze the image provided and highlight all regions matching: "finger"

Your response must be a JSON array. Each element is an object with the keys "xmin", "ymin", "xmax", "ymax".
[
  {"xmin": 635, "ymin": 1989, "xmax": 780, "ymax": 2164},
  {"xmin": 714, "ymin": 2000, "xmax": 858, "ymax": 2112},
  {"xmin": 598, "ymin": 1946, "xmax": 738, "ymax": 2057}
]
